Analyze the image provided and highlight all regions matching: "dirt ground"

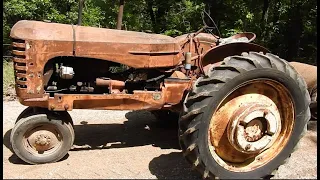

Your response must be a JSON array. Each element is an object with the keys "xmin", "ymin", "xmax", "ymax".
[{"xmin": 3, "ymin": 101, "xmax": 317, "ymax": 179}]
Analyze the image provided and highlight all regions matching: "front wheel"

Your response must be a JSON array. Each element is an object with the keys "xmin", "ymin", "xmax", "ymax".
[
  {"xmin": 10, "ymin": 108, "xmax": 75, "ymax": 164},
  {"xmin": 179, "ymin": 52, "xmax": 310, "ymax": 179}
]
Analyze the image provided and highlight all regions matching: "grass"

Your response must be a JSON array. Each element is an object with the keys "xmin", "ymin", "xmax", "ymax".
[{"xmin": 3, "ymin": 60, "xmax": 15, "ymax": 96}]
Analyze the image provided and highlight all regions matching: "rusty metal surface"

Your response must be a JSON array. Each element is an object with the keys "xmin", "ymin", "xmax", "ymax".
[
  {"xmin": 289, "ymin": 62, "xmax": 317, "ymax": 93},
  {"xmin": 9, "ymin": 20, "xmax": 276, "ymax": 112},
  {"xmin": 9, "ymin": 20, "xmax": 190, "ymax": 109},
  {"xmin": 95, "ymin": 78, "xmax": 125, "ymax": 93},
  {"xmin": 18, "ymin": 80, "xmax": 190, "ymax": 111},
  {"xmin": 208, "ymin": 80, "xmax": 294, "ymax": 172},
  {"xmin": 176, "ymin": 33, "xmax": 218, "ymax": 66},
  {"xmin": 202, "ymin": 42, "xmax": 270, "ymax": 74},
  {"xmin": 24, "ymin": 123, "xmax": 62, "ymax": 154},
  {"xmin": 219, "ymin": 32, "xmax": 256, "ymax": 45},
  {"xmin": 289, "ymin": 62, "xmax": 317, "ymax": 120},
  {"xmin": 170, "ymin": 71, "xmax": 188, "ymax": 79},
  {"xmin": 163, "ymin": 78, "xmax": 191, "ymax": 105},
  {"xmin": 11, "ymin": 20, "xmax": 183, "ymax": 69},
  {"xmin": 229, "ymin": 32, "xmax": 256, "ymax": 42},
  {"xmin": 175, "ymin": 33, "xmax": 218, "ymax": 49}
]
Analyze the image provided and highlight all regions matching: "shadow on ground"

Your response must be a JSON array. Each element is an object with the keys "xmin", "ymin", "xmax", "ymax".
[
  {"xmin": 3, "ymin": 110, "xmax": 181, "ymax": 164},
  {"xmin": 71, "ymin": 110, "xmax": 180, "ymax": 151},
  {"xmin": 3, "ymin": 112, "xmax": 317, "ymax": 179},
  {"xmin": 148, "ymin": 152, "xmax": 201, "ymax": 179},
  {"xmin": 7, "ymin": 152, "xmax": 70, "ymax": 165}
]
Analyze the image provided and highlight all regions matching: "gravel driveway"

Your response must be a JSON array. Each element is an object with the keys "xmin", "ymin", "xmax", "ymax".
[{"xmin": 3, "ymin": 101, "xmax": 317, "ymax": 179}]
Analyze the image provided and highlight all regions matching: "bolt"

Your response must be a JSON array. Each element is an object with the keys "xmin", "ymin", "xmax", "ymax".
[
  {"xmin": 153, "ymin": 93, "xmax": 161, "ymax": 100},
  {"xmin": 245, "ymin": 144, "xmax": 251, "ymax": 150},
  {"xmin": 64, "ymin": 104, "xmax": 69, "ymax": 110}
]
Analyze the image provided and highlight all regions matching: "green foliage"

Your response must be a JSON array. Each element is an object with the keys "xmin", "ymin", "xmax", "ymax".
[
  {"xmin": 164, "ymin": 0, "xmax": 205, "ymax": 36},
  {"xmin": 3, "ymin": 61, "xmax": 15, "ymax": 95},
  {"xmin": 109, "ymin": 64, "xmax": 129, "ymax": 73},
  {"xmin": 3, "ymin": 0, "xmax": 317, "ymax": 65}
]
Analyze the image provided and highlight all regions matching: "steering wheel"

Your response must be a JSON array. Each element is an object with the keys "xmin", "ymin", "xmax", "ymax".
[{"xmin": 201, "ymin": 10, "xmax": 221, "ymax": 40}]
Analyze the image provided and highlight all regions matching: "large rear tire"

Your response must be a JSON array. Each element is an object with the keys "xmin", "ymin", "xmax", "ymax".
[{"xmin": 179, "ymin": 52, "xmax": 310, "ymax": 179}]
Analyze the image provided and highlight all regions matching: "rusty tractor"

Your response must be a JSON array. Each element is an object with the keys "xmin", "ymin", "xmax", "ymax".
[{"xmin": 9, "ymin": 17, "xmax": 312, "ymax": 179}]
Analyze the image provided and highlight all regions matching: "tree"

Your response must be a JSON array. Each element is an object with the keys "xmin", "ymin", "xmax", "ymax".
[
  {"xmin": 116, "ymin": 0, "xmax": 125, "ymax": 29},
  {"xmin": 3, "ymin": 0, "xmax": 317, "ymax": 65}
]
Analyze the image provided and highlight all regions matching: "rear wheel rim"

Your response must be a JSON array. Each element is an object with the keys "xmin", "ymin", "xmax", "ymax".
[{"xmin": 208, "ymin": 79, "xmax": 294, "ymax": 172}]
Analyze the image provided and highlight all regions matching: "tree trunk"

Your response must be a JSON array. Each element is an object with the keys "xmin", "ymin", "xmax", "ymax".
[
  {"xmin": 154, "ymin": 1, "xmax": 168, "ymax": 33},
  {"xmin": 287, "ymin": 0, "xmax": 303, "ymax": 61},
  {"xmin": 147, "ymin": 1, "xmax": 156, "ymax": 32},
  {"xmin": 261, "ymin": 0, "xmax": 270, "ymax": 23},
  {"xmin": 77, "ymin": 0, "xmax": 84, "ymax": 25},
  {"xmin": 116, "ymin": 0, "xmax": 125, "ymax": 30},
  {"xmin": 261, "ymin": 0, "xmax": 270, "ymax": 41}
]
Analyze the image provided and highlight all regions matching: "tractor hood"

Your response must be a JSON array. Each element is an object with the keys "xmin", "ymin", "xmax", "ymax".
[
  {"xmin": 10, "ymin": 20, "xmax": 74, "ymax": 42},
  {"xmin": 10, "ymin": 20, "xmax": 182, "ymax": 68}
]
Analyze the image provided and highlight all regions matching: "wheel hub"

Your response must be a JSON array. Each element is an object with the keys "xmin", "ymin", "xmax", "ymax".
[
  {"xmin": 244, "ymin": 119, "xmax": 263, "ymax": 142},
  {"xmin": 35, "ymin": 134, "xmax": 51, "ymax": 146},
  {"xmin": 227, "ymin": 106, "xmax": 279, "ymax": 154},
  {"xmin": 26, "ymin": 128, "xmax": 61, "ymax": 152}
]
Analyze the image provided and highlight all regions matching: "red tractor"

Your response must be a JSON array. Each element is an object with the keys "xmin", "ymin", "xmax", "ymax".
[{"xmin": 9, "ymin": 16, "xmax": 311, "ymax": 179}]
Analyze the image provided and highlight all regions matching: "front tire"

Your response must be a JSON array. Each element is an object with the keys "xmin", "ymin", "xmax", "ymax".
[
  {"xmin": 10, "ymin": 108, "xmax": 75, "ymax": 164},
  {"xmin": 179, "ymin": 52, "xmax": 310, "ymax": 179}
]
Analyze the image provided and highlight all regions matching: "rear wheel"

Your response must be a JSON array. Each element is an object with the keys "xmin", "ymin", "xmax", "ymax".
[
  {"xmin": 10, "ymin": 107, "xmax": 75, "ymax": 164},
  {"xmin": 179, "ymin": 52, "xmax": 310, "ymax": 179}
]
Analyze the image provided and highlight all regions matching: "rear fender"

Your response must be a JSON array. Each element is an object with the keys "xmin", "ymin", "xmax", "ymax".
[{"xmin": 201, "ymin": 42, "xmax": 270, "ymax": 74}]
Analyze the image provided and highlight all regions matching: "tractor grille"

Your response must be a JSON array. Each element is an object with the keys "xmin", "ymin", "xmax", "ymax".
[{"xmin": 11, "ymin": 38, "xmax": 27, "ymax": 89}]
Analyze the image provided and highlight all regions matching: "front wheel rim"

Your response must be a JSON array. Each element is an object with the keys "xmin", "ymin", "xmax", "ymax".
[{"xmin": 23, "ymin": 123, "xmax": 63, "ymax": 156}]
